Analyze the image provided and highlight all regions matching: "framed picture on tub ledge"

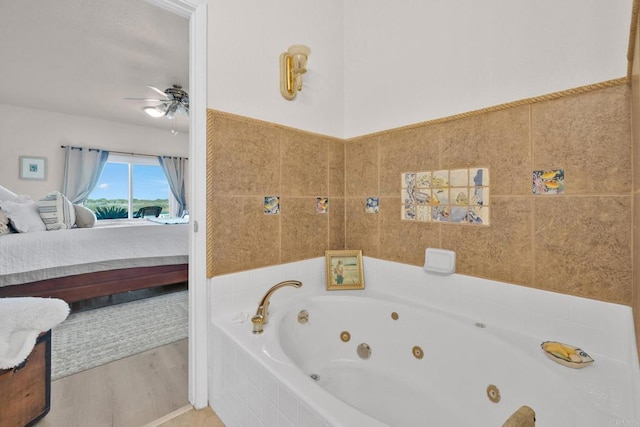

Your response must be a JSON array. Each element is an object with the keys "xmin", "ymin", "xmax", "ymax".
[{"xmin": 325, "ymin": 250, "xmax": 365, "ymax": 290}]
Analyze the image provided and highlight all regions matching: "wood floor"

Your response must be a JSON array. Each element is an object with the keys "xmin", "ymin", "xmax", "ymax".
[
  {"xmin": 37, "ymin": 339, "xmax": 189, "ymax": 427},
  {"xmin": 151, "ymin": 406, "xmax": 224, "ymax": 427}
]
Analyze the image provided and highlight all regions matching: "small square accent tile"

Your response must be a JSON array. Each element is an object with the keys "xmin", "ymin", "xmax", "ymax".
[
  {"xmin": 400, "ymin": 167, "xmax": 490, "ymax": 225},
  {"xmin": 366, "ymin": 197, "xmax": 380, "ymax": 213},
  {"xmin": 316, "ymin": 197, "xmax": 328, "ymax": 213},
  {"xmin": 416, "ymin": 205, "xmax": 431, "ymax": 221},
  {"xmin": 402, "ymin": 173, "xmax": 416, "ymax": 189},
  {"xmin": 452, "ymin": 188, "xmax": 469, "ymax": 206},
  {"xmin": 432, "ymin": 170, "xmax": 449, "ymax": 188},
  {"xmin": 264, "ymin": 196, "xmax": 280, "ymax": 215},
  {"xmin": 402, "ymin": 203, "xmax": 415, "ymax": 220},
  {"xmin": 470, "ymin": 168, "xmax": 489, "ymax": 186},
  {"xmin": 532, "ymin": 169, "xmax": 564, "ymax": 195},
  {"xmin": 450, "ymin": 169, "xmax": 468, "ymax": 187},
  {"xmin": 416, "ymin": 172, "xmax": 432, "ymax": 188},
  {"xmin": 432, "ymin": 205, "xmax": 450, "ymax": 222}
]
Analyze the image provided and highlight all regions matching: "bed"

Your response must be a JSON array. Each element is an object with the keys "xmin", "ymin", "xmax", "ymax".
[{"xmin": 0, "ymin": 219, "xmax": 188, "ymax": 303}]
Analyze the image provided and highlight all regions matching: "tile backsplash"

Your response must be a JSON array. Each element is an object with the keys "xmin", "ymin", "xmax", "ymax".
[
  {"xmin": 208, "ymin": 83, "xmax": 632, "ymax": 306},
  {"xmin": 401, "ymin": 168, "xmax": 490, "ymax": 225}
]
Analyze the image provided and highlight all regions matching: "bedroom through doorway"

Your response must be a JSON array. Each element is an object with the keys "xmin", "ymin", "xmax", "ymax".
[{"xmin": 0, "ymin": 0, "xmax": 194, "ymax": 424}]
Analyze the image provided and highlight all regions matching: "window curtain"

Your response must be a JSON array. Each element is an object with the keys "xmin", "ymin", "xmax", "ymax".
[
  {"xmin": 62, "ymin": 146, "xmax": 109, "ymax": 204},
  {"xmin": 158, "ymin": 156, "xmax": 187, "ymax": 217}
]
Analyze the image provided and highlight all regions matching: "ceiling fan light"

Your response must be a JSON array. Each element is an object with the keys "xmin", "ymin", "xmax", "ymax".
[
  {"xmin": 143, "ymin": 105, "xmax": 165, "ymax": 118},
  {"xmin": 165, "ymin": 103, "xmax": 178, "ymax": 119}
]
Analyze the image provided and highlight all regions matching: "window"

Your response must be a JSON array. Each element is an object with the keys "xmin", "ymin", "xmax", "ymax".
[{"xmin": 86, "ymin": 154, "xmax": 173, "ymax": 219}]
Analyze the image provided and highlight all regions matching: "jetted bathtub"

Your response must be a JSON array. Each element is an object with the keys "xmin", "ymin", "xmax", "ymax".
[
  {"xmin": 273, "ymin": 294, "xmax": 639, "ymax": 426},
  {"xmin": 209, "ymin": 258, "xmax": 640, "ymax": 427}
]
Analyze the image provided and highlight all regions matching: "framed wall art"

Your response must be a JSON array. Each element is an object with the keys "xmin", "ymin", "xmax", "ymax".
[
  {"xmin": 19, "ymin": 156, "xmax": 47, "ymax": 180},
  {"xmin": 325, "ymin": 250, "xmax": 364, "ymax": 290}
]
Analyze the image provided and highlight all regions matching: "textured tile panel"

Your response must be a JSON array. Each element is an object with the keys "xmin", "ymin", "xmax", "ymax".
[
  {"xmin": 379, "ymin": 126, "xmax": 440, "ymax": 197},
  {"xmin": 345, "ymin": 138, "xmax": 379, "ymax": 197},
  {"xmin": 379, "ymin": 197, "xmax": 441, "ymax": 266},
  {"xmin": 281, "ymin": 129, "xmax": 329, "ymax": 197},
  {"xmin": 439, "ymin": 106, "xmax": 530, "ymax": 196},
  {"xmin": 208, "ymin": 114, "xmax": 281, "ymax": 196},
  {"xmin": 329, "ymin": 140, "xmax": 345, "ymax": 197},
  {"xmin": 441, "ymin": 196, "xmax": 534, "ymax": 286},
  {"xmin": 345, "ymin": 198, "xmax": 379, "ymax": 257},
  {"xmin": 534, "ymin": 196, "xmax": 632, "ymax": 304},
  {"xmin": 209, "ymin": 196, "xmax": 280, "ymax": 275},
  {"xmin": 532, "ymin": 85, "xmax": 631, "ymax": 195},
  {"xmin": 329, "ymin": 197, "xmax": 345, "ymax": 250},
  {"xmin": 280, "ymin": 198, "xmax": 328, "ymax": 263}
]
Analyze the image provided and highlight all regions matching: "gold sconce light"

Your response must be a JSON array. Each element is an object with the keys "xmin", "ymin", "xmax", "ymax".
[{"xmin": 280, "ymin": 45, "xmax": 311, "ymax": 100}]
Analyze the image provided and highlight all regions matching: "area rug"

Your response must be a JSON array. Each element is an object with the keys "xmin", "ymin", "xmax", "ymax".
[{"xmin": 51, "ymin": 290, "xmax": 188, "ymax": 380}]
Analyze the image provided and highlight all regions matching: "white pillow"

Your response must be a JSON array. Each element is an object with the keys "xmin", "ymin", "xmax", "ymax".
[
  {"xmin": 0, "ymin": 208, "xmax": 10, "ymax": 236},
  {"xmin": 0, "ymin": 200, "xmax": 47, "ymax": 233},
  {"xmin": 38, "ymin": 192, "xmax": 76, "ymax": 230},
  {"xmin": 0, "ymin": 184, "xmax": 19, "ymax": 202},
  {"xmin": 74, "ymin": 204, "xmax": 96, "ymax": 228}
]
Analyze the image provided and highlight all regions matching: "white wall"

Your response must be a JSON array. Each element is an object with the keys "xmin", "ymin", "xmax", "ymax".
[
  {"xmin": 206, "ymin": 0, "xmax": 631, "ymax": 139},
  {"xmin": 207, "ymin": 0, "xmax": 345, "ymax": 138},
  {"xmin": 343, "ymin": 0, "xmax": 631, "ymax": 137},
  {"xmin": 0, "ymin": 104, "xmax": 188, "ymax": 198}
]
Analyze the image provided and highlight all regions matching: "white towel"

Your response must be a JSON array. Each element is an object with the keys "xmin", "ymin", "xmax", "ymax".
[{"xmin": 0, "ymin": 297, "xmax": 69, "ymax": 370}]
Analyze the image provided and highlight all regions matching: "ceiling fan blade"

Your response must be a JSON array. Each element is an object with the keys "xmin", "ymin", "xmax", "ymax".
[
  {"xmin": 125, "ymin": 97, "xmax": 171, "ymax": 103},
  {"xmin": 146, "ymin": 85, "xmax": 168, "ymax": 97}
]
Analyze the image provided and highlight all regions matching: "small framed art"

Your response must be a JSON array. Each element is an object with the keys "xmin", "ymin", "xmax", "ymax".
[
  {"xmin": 325, "ymin": 250, "xmax": 365, "ymax": 290},
  {"xmin": 19, "ymin": 156, "xmax": 47, "ymax": 180}
]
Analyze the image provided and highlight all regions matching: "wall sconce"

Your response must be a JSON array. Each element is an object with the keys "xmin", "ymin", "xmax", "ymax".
[{"xmin": 280, "ymin": 45, "xmax": 311, "ymax": 100}]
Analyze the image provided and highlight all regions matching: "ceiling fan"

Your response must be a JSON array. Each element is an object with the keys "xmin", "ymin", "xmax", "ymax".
[{"xmin": 126, "ymin": 84, "xmax": 189, "ymax": 119}]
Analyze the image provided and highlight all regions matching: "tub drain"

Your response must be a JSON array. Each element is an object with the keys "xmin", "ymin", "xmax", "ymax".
[{"xmin": 309, "ymin": 374, "xmax": 320, "ymax": 381}]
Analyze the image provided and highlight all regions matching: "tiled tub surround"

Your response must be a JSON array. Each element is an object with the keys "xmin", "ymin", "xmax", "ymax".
[
  {"xmin": 208, "ymin": 257, "xmax": 640, "ymax": 427},
  {"xmin": 206, "ymin": 111, "xmax": 345, "ymax": 277},
  {"xmin": 346, "ymin": 84, "xmax": 632, "ymax": 306},
  {"xmin": 207, "ymin": 82, "xmax": 638, "ymax": 361},
  {"xmin": 207, "ymin": 84, "xmax": 633, "ymax": 304}
]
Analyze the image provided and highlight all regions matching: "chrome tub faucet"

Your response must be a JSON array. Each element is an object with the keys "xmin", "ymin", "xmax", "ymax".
[{"xmin": 251, "ymin": 280, "xmax": 302, "ymax": 334}]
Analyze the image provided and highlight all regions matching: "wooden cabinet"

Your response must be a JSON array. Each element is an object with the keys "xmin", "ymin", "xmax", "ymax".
[{"xmin": 0, "ymin": 331, "xmax": 51, "ymax": 427}]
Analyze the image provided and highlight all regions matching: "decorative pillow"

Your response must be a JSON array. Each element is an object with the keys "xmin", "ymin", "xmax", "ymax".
[
  {"xmin": 74, "ymin": 204, "xmax": 97, "ymax": 228},
  {"xmin": 38, "ymin": 192, "xmax": 76, "ymax": 230},
  {"xmin": 0, "ymin": 199, "xmax": 47, "ymax": 233},
  {"xmin": 0, "ymin": 184, "xmax": 19, "ymax": 202},
  {"xmin": 0, "ymin": 208, "xmax": 10, "ymax": 236}
]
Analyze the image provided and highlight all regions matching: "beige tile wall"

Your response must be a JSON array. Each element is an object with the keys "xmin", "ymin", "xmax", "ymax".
[
  {"xmin": 206, "ymin": 85, "xmax": 633, "ymax": 308},
  {"xmin": 206, "ymin": 111, "xmax": 345, "ymax": 276},
  {"xmin": 346, "ymin": 84, "xmax": 633, "ymax": 305}
]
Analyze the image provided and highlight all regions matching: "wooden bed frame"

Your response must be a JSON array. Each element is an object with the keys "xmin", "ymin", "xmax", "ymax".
[{"xmin": 0, "ymin": 264, "xmax": 188, "ymax": 303}]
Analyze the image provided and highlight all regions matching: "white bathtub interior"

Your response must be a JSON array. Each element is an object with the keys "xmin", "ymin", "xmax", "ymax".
[{"xmin": 208, "ymin": 257, "xmax": 640, "ymax": 427}]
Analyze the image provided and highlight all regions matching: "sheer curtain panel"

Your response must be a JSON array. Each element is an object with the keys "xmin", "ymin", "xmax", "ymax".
[
  {"xmin": 62, "ymin": 146, "xmax": 109, "ymax": 204},
  {"xmin": 158, "ymin": 156, "xmax": 187, "ymax": 217}
]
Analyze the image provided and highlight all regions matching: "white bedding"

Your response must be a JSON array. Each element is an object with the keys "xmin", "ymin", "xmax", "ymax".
[{"xmin": 0, "ymin": 220, "xmax": 188, "ymax": 287}]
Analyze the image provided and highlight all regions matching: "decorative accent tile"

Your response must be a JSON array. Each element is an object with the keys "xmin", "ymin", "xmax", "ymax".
[
  {"xmin": 316, "ymin": 197, "xmax": 328, "ymax": 214},
  {"xmin": 450, "ymin": 169, "xmax": 468, "ymax": 187},
  {"xmin": 264, "ymin": 196, "xmax": 280, "ymax": 215},
  {"xmin": 401, "ymin": 168, "xmax": 490, "ymax": 225},
  {"xmin": 470, "ymin": 168, "xmax": 490, "ymax": 186},
  {"xmin": 366, "ymin": 197, "xmax": 380, "ymax": 213},
  {"xmin": 532, "ymin": 169, "xmax": 565, "ymax": 195},
  {"xmin": 402, "ymin": 203, "xmax": 415, "ymax": 220},
  {"xmin": 433, "ymin": 170, "xmax": 449, "ymax": 188}
]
